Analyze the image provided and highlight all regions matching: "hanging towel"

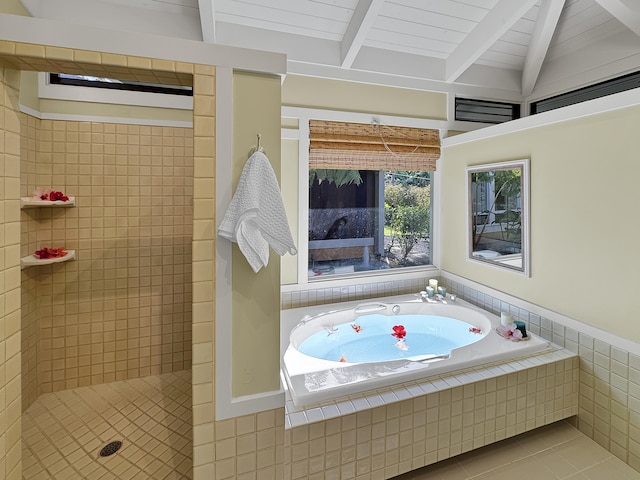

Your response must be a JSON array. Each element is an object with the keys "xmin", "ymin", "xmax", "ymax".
[{"xmin": 218, "ymin": 150, "xmax": 297, "ymax": 273}]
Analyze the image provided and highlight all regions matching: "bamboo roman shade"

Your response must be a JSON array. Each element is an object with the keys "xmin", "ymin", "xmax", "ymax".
[{"xmin": 309, "ymin": 120, "xmax": 440, "ymax": 171}]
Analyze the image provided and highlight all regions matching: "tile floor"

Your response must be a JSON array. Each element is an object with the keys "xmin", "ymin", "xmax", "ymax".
[
  {"xmin": 394, "ymin": 420, "xmax": 640, "ymax": 480},
  {"xmin": 21, "ymin": 371, "xmax": 192, "ymax": 480}
]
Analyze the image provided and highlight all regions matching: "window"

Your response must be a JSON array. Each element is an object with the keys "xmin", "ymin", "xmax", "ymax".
[
  {"xmin": 38, "ymin": 72, "xmax": 193, "ymax": 111},
  {"xmin": 455, "ymin": 98, "xmax": 521, "ymax": 124},
  {"xmin": 50, "ymin": 73, "xmax": 193, "ymax": 96},
  {"xmin": 530, "ymin": 70, "xmax": 640, "ymax": 114},
  {"xmin": 307, "ymin": 120, "xmax": 438, "ymax": 278}
]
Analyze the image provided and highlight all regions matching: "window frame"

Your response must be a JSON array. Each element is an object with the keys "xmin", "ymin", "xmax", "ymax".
[
  {"xmin": 282, "ymin": 107, "xmax": 444, "ymax": 287},
  {"xmin": 38, "ymin": 72, "xmax": 193, "ymax": 110}
]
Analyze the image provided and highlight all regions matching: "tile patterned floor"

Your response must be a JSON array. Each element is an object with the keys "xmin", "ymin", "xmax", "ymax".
[
  {"xmin": 394, "ymin": 420, "xmax": 640, "ymax": 480},
  {"xmin": 22, "ymin": 371, "xmax": 192, "ymax": 480}
]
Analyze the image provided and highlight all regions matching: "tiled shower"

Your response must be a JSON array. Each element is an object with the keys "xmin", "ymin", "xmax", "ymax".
[{"xmin": 19, "ymin": 115, "xmax": 194, "ymax": 476}]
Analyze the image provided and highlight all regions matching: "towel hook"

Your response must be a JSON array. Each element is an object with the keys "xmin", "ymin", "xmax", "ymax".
[{"xmin": 249, "ymin": 133, "xmax": 264, "ymax": 156}]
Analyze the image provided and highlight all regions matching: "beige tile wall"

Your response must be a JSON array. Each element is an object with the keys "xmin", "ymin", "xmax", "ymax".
[
  {"xmin": 19, "ymin": 118, "xmax": 194, "ymax": 397},
  {"xmin": 20, "ymin": 113, "xmax": 39, "ymax": 410},
  {"xmin": 1, "ymin": 62, "xmax": 24, "ymax": 480},
  {"xmin": 284, "ymin": 357, "xmax": 578, "ymax": 480}
]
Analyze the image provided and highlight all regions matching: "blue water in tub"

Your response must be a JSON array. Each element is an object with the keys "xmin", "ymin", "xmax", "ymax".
[{"xmin": 296, "ymin": 313, "xmax": 484, "ymax": 363}]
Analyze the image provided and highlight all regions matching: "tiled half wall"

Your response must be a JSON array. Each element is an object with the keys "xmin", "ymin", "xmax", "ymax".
[{"xmin": 281, "ymin": 272, "xmax": 640, "ymax": 476}]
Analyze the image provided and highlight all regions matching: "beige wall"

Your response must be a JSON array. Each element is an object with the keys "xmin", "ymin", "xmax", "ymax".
[
  {"xmin": 19, "ymin": 117, "xmax": 194, "ymax": 405},
  {"xmin": 441, "ymin": 106, "xmax": 640, "ymax": 341},
  {"xmin": 0, "ymin": 63, "xmax": 24, "ymax": 480},
  {"xmin": 282, "ymin": 75, "xmax": 447, "ymax": 119},
  {"xmin": 0, "ymin": 0, "xmax": 29, "ymax": 16},
  {"xmin": 231, "ymin": 71, "xmax": 283, "ymax": 396},
  {"xmin": 280, "ymin": 76, "xmax": 447, "ymax": 284}
]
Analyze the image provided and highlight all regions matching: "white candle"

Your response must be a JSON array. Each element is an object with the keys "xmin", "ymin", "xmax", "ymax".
[
  {"xmin": 500, "ymin": 312, "xmax": 513, "ymax": 326},
  {"xmin": 429, "ymin": 279, "xmax": 438, "ymax": 292}
]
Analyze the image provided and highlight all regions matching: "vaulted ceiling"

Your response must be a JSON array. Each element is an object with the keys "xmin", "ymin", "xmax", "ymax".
[{"xmin": 18, "ymin": 0, "xmax": 640, "ymax": 102}]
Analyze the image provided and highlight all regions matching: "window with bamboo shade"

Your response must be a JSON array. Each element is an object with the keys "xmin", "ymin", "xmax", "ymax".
[
  {"xmin": 309, "ymin": 120, "xmax": 440, "ymax": 171},
  {"xmin": 308, "ymin": 120, "xmax": 437, "ymax": 278}
]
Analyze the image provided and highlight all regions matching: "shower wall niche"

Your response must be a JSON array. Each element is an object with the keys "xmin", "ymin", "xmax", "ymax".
[{"xmin": 20, "ymin": 113, "xmax": 194, "ymax": 410}]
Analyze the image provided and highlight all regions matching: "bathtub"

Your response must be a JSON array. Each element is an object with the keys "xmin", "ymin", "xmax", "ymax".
[{"xmin": 281, "ymin": 294, "xmax": 551, "ymax": 407}]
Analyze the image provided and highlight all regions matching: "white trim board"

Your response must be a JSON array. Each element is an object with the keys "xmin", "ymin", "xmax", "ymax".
[{"xmin": 0, "ymin": 13, "xmax": 286, "ymax": 75}]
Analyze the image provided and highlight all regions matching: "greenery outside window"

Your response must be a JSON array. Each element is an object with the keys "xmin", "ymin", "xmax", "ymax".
[{"xmin": 307, "ymin": 120, "xmax": 439, "ymax": 278}]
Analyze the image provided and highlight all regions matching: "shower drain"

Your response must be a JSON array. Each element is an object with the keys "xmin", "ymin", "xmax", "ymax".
[{"xmin": 99, "ymin": 440, "xmax": 123, "ymax": 457}]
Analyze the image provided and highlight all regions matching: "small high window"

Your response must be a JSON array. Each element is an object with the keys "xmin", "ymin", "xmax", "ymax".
[
  {"xmin": 49, "ymin": 73, "xmax": 193, "ymax": 96},
  {"xmin": 530, "ymin": 70, "xmax": 640, "ymax": 114},
  {"xmin": 455, "ymin": 98, "xmax": 521, "ymax": 124}
]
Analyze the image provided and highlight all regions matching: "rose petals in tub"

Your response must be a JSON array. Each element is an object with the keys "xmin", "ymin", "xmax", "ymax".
[{"xmin": 391, "ymin": 325, "xmax": 406, "ymax": 339}]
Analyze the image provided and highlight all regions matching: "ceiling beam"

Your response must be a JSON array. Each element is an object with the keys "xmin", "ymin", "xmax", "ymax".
[
  {"xmin": 521, "ymin": 0, "xmax": 565, "ymax": 97},
  {"xmin": 446, "ymin": 0, "xmax": 539, "ymax": 83},
  {"xmin": 19, "ymin": 0, "xmax": 40, "ymax": 16},
  {"xmin": 198, "ymin": 0, "xmax": 216, "ymax": 43},
  {"xmin": 341, "ymin": 0, "xmax": 385, "ymax": 68},
  {"xmin": 593, "ymin": 0, "xmax": 640, "ymax": 38}
]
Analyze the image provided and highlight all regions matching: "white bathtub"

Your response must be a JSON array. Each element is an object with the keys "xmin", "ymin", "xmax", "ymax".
[{"xmin": 281, "ymin": 294, "xmax": 551, "ymax": 407}]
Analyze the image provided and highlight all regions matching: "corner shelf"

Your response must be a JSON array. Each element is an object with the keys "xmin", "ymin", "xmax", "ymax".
[
  {"xmin": 20, "ymin": 197, "xmax": 76, "ymax": 208},
  {"xmin": 21, "ymin": 250, "xmax": 76, "ymax": 269}
]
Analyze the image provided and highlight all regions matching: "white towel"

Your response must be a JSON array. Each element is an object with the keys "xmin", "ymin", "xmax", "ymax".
[{"xmin": 218, "ymin": 151, "xmax": 297, "ymax": 272}]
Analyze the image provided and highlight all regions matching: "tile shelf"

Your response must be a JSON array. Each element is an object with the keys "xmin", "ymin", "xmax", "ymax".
[
  {"xmin": 20, "ymin": 250, "xmax": 76, "ymax": 269},
  {"xmin": 20, "ymin": 197, "xmax": 76, "ymax": 208}
]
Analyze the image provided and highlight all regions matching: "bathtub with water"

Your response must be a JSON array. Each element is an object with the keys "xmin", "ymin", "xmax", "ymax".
[{"xmin": 280, "ymin": 294, "xmax": 551, "ymax": 407}]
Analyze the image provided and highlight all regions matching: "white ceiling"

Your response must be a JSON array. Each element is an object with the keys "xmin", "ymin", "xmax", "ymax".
[{"xmin": 19, "ymin": 0, "xmax": 640, "ymax": 103}]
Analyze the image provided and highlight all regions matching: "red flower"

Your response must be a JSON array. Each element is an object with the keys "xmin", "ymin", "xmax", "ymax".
[
  {"xmin": 351, "ymin": 324, "xmax": 362, "ymax": 333},
  {"xmin": 49, "ymin": 191, "xmax": 69, "ymax": 202},
  {"xmin": 391, "ymin": 325, "xmax": 406, "ymax": 339},
  {"xmin": 34, "ymin": 247, "xmax": 67, "ymax": 259}
]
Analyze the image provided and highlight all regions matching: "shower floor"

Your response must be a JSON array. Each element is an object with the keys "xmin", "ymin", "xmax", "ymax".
[{"xmin": 22, "ymin": 371, "xmax": 192, "ymax": 480}]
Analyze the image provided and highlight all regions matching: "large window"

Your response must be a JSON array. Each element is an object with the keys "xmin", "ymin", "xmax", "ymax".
[{"xmin": 307, "ymin": 120, "xmax": 438, "ymax": 279}]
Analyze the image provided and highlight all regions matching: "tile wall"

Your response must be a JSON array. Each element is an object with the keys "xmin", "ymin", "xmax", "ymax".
[
  {"xmin": 282, "ymin": 274, "xmax": 640, "ymax": 471},
  {"xmin": 19, "ymin": 117, "xmax": 194, "ymax": 407},
  {"xmin": 281, "ymin": 277, "xmax": 578, "ymax": 479},
  {"xmin": 284, "ymin": 355, "xmax": 577, "ymax": 479},
  {"xmin": 436, "ymin": 275, "xmax": 640, "ymax": 472},
  {"xmin": 20, "ymin": 113, "xmax": 38, "ymax": 409},
  {"xmin": 281, "ymin": 273, "xmax": 640, "ymax": 476},
  {"xmin": 0, "ymin": 62, "xmax": 24, "ymax": 480}
]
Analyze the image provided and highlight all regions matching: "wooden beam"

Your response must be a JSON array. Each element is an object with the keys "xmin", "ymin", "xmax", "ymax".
[
  {"xmin": 446, "ymin": 0, "xmax": 539, "ymax": 83},
  {"xmin": 198, "ymin": 0, "xmax": 216, "ymax": 43},
  {"xmin": 593, "ymin": 0, "xmax": 640, "ymax": 38},
  {"xmin": 522, "ymin": 0, "xmax": 565, "ymax": 97},
  {"xmin": 341, "ymin": 0, "xmax": 385, "ymax": 69}
]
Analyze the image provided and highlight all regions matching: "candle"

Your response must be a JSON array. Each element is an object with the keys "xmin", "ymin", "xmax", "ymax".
[
  {"xmin": 437, "ymin": 286, "xmax": 446, "ymax": 297},
  {"xmin": 500, "ymin": 312, "xmax": 513, "ymax": 326},
  {"xmin": 428, "ymin": 279, "xmax": 438, "ymax": 292},
  {"xmin": 425, "ymin": 286, "xmax": 435, "ymax": 297}
]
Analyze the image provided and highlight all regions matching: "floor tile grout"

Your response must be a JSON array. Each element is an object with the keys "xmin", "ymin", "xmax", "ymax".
[{"xmin": 22, "ymin": 370, "xmax": 192, "ymax": 480}]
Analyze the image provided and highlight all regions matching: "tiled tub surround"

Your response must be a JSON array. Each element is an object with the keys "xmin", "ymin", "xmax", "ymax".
[
  {"xmin": 282, "ymin": 273, "xmax": 640, "ymax": 474},
  {"xmin": 436, "ymin": 273, "xmax": 640, "ymax": 471},
  {"xmin": 282, "ymin": 296, "xmax": 552, "ymax": 408},
  {"xmin": 281, "ymin": 292, "xmax": 579, "ymax": 479},
  {"xmin": 284, "ymin": 349, "xmax": 577, "ymax": 479}
]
